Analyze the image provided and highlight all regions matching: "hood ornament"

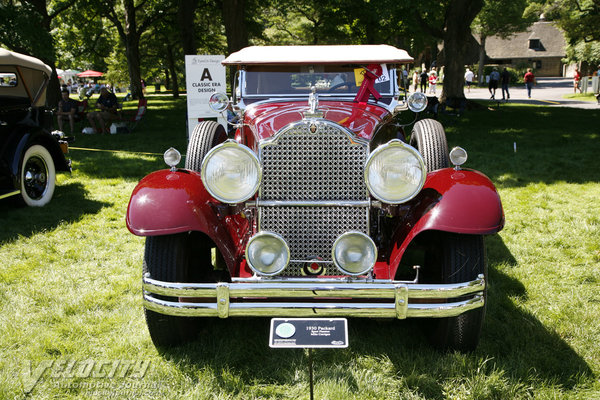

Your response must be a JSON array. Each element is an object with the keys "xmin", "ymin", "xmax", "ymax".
[{"xmin": 304, "ymin": 86, "xmax": 323, "ymax": 118}]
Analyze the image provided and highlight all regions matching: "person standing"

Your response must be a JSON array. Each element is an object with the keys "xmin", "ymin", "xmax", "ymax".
[
  {"xmin": 464, "ymin": 67, "xmax": 474, "ymax": 92},
  {"xmin": 573, "ymin": 68, "xmax": 582, "ymax": 93},
  {"xmin": 500, "ymin": 68, "xmax": 510, "ymax": 101},
  {"xmin": 524, "ymin": 68, "xmax": 536, "ymax": 98},
  {"xmin": 411, "ymin": 69, "xmax": 419, "ymax": 92},
  {"xmin": 419, "ymin": 69, "xmax": 428, "ymax": 92},
  {"xmin": 488, "ymin": 67, "xmax": 500, "ymax": 99},
  {"xmin": 428, "ymin": 67, "xmax": 438, "ymax": 94}
]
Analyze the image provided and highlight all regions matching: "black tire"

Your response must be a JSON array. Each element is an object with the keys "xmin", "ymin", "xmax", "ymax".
[
  {"xmin": 426, "ymin": 233, "xmax": 487, "ymax": 352},
  {"xmin": 185, "ymin": 121, "xmax": 227, "ymax": 171},
  {"xmin": 410, "ymin": 119, "xmax": 449, "ymax": 172},
  {"xmin": 144, "ymin": 233, "xmax": 228, "ymax": 347},
  {"xmin": 18, "ymin": 144, "xmax": 56, "ymax": 207}
]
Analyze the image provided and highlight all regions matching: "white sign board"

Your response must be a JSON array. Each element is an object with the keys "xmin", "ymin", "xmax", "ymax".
[{"xmin": 185, "ymin": 55, "xmax": 227, "ymax": 137}]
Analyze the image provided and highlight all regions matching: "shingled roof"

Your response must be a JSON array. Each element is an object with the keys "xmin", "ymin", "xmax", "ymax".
[{"xmin": 484, "ymin": 20, "xmax": 567, "ymax": 59}]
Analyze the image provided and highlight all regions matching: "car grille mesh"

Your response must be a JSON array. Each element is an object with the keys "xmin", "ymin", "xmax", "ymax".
[
  {"xmin": 259, "ymin": 121, "xmax": 369, "ymax": 276},
  {"xmin": 260, "ymin": 122, "xmax": 368, "ymax": 201}
]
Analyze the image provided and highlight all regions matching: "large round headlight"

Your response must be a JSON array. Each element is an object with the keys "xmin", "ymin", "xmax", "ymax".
[
  {"xmin": 246, "ymin": 231, "xmax": 290, "ymax": 276},
  {"xmin": 407, "ymin": 92, "xmax": 428, "ymax": 113},
  {"xmin": 365, "ymin": 140, "xmax": 426, "ymax": 204},
  {"xmin": 201, "ymin": 141, "xmax": 261, "ymax": 203}
]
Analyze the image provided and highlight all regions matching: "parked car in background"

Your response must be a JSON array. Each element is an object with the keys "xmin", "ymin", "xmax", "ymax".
[
  {"xmin": 0, "ymin": 48, "xmax": 71, "ymax": 206},
  {"xmin": 127, "ymin": 45, "xmax": 504, "ymax": 352}
]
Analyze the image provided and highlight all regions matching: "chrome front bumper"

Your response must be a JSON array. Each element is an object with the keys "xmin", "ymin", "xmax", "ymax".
[{"xmin": 143, "ymin": 274, "xmax": 485, "ymax": 319}]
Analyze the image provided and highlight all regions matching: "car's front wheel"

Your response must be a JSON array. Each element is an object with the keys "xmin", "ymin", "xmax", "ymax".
[
  {"xmin": 425, "ymin": 233, "xmax": 487, "ymax": 352},
  {"xmin": 185, "ymin": 121, "xmax": 227, "ymax": 172},
  {"xmin": 410, "ymin": 119, "xmax": 449, "ymax": 172},
  {"xmin": 19, "ymin": 144, "xmax": 56, "ymax": 207}
]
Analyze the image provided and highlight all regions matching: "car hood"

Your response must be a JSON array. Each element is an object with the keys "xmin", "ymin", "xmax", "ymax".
[{"xmin": 243, "ymin": 100, "xmax": 390, "ymax": 141}]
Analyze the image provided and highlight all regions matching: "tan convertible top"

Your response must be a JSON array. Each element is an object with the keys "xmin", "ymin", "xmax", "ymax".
[
  {"xmin": 222, "ymin": 45, "xmax": 414, "ymax": 65},
  {"xmin": 0, "ymin": 48, "xmax": 51, "ymax": 75}
]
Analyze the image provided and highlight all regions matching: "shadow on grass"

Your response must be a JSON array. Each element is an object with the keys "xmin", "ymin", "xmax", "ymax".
[
  {"xmin": 155, "ymin": 234, "xmax": 591, "ymax": 397},
  {"xmin": 0, "ymin": 182, "xmax": 109, "ymax": 244}
]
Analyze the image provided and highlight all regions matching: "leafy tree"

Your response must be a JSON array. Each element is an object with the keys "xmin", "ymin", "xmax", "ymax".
[
  {"xmin": 542, "ymin": 0, "xmax": 600, "ymax": 67},
  {"xmin": 409, "ymin": 0, "xmax": 485, "ymax": 101},
  {"xmin": 0, "ymin": 0, "xmax": 77, "ymax": 106},
  {"xmin": 99, "ymin": 0, "xmax": 170, "ymax": 99},
  {"xmin": 472, "ymin": 0, "xmax": 534, "ymax": 83}
]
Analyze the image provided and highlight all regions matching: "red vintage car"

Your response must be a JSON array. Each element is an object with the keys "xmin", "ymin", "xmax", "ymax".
[{"xmin": 127, "ymin": 45, "xmax": 504, "ymax": 352}]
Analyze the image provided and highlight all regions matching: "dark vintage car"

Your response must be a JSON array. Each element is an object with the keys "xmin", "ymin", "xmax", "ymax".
[
  {"xmin": 127, "ymin": 45, "xmax": 504, "ymax": 352},
  {"xmin": 0, "ymin": 48, "xmax": 71, "ymax": 206}
]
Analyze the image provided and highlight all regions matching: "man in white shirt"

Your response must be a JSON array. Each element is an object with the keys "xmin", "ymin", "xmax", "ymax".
[{"xmin": 464, "ymin": 68, "xmax": 474, "ymax": 92}]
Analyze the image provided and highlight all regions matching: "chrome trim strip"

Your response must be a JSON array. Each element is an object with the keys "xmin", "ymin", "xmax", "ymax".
[
  {"xmin": 256, "ymin": 199, "xmax": 371, "ymax": 207},
  {"xmin": 0, "ymin": 190, "xmax": 20, "ymax": 200},
  {"xmin": 142, "ymin": 274, "xmax": 485, "ymax": 319},
  {"xmin": 143, "ymin": 294, "xmax": 483, "ymax": 319}
]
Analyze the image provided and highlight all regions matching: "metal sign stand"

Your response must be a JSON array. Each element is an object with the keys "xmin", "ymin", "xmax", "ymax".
[
  {"xmin": 307, "ymin": 348, "xmax": 314, "ymax": 400},
  {"xmin": 269, "ymin": 318, "xmax": 348, "ymax": 400}
]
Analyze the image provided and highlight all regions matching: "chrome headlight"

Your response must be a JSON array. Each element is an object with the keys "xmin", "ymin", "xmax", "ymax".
[
  {"xmin": 201, "ymin": 141, "xmax": 261, "ymax": 204},
  {"xmin": 246, "ymin": 231, "xmax": 290, "ymax": 276},
  {"xmin": 332, "ymin": 231, "xmax": 377, "ymax": 276},
  {"xmin": 407, "ymin": 92, "xmax": 428, "ymax": 113},
  {"xmin": 209, "ymin": 92, "xmax": 229, "ymax": 112},
  {"xmin": 365, "ymin": 140, "xmax": 426, "ymax": 204},
  {"xmin": 163, "ymin": 147, "xmax": 181, "ymax": 169}
]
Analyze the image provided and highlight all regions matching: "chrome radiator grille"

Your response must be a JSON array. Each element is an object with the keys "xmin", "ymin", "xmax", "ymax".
[
  {"xmin": 258, "ymin": 120, "xmax": 369, "ymax": 276},
  {"xmin": 260, "ymin": 121, "xmax": 368, "ymax": 201}
]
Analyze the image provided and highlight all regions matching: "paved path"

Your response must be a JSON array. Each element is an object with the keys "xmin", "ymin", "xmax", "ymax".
[{"xmin": 461, "ymin": 77, "xmax": 599, "ymax": 109}]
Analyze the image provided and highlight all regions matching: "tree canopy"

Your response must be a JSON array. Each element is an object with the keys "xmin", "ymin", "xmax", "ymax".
[{"xmin": 0, "ymin": 0, "xmax": 592, "ymax": 103}]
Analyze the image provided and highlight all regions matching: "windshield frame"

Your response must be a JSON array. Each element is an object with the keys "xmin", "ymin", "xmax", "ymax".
[{"xmin": 238, "ymin": 65, "xmax": 399, "ymax": 100}]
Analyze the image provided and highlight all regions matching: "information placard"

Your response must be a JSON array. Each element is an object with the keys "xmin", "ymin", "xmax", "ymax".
[
  {"xmin": 184, "ymin": 55, "xmax": 226, "ymax": 136},
  {"xmin": 269, "ymin": 318, "xmax": 348, "ymax": 348}
]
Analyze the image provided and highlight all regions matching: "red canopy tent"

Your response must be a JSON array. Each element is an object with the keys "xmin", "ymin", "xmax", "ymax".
[{"xmin": 77, "ymin": 70, "xmax": 104, "ymax": 78}]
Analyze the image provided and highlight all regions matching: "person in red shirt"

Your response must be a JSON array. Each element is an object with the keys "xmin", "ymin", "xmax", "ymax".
[
  {"xmin": 524, "ymin": 68, "xmax": 536, "ymax": 98},
  {"xmin": 573, "ymin": 68, "xmax": 582, "ymax": 93}
]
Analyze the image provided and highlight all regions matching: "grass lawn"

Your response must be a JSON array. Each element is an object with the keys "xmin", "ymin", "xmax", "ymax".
[
  {"xmin": 562, "ymin": 92, "xmax": 598, "ymax": 102},
  {"xmin": 0, "ymin": 96, "xmax": 599, "ymax": 399}
]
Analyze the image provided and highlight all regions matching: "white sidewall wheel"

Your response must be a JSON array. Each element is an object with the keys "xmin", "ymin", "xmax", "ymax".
[{"xmin": 20, "ymin": 144, "xmax": 56, "ymax": 207}]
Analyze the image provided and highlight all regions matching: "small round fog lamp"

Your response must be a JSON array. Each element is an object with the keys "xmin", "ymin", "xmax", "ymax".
[
  {"xmin": 163, "ymin": 147, "xmax": 181, "ymax": 169},
  {"xmin": 246, "ymin": 231, "xmax": 290, "ymax": 276},
  {"xmin": 407, "ymin": 92, "xmax": 428, "ymax": 113},
  {"xmin": 209, "ymin": 92, "xmax": 229, "ymax": 113},
  {"xmin": 449, "ymin": 146, "xmax": 468, "ymax": 168},
  {"xmin": 332, "ymin": 231, "xmax": 377, "ymax": 276}
]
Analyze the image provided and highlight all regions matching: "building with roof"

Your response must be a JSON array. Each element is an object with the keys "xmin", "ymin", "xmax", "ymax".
[{"xmin": 483, "ymin": 17, "xmax": 568, "ymax": 77}]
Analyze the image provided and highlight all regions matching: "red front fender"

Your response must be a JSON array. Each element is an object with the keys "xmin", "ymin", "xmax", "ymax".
[
  {"xmin": 389, "ymin": 168, "xmax": 504, "ymax": 271},
  {"xmin": 126, "ymin": 169, "xmax": 239, "ymax": 272}
]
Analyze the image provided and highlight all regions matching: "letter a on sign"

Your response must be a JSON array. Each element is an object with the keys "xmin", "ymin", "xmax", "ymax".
[{"xmin": 201, "ymin": 68, "xmax": 213, "ymax": 81}]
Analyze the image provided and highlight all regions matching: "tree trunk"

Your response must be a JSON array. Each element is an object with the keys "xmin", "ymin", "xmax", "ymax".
[
  {"xmin": 165, "ymin": 68, "xmax": 171, "ymax": 91},
  {"xmin": 178, "ymin": 0, "xmax": 199, "ymax": 54},
  {"xmin": 477, "ymin": 35, "xmax": 486, "ymax": 84},
  {"xmin": 166, "ymin": 45, "xmax": 180, "ymax": 99},
  {"xmin": 222, "ymin": 0, "xmax": 248, "ymax": 91},
  {"xmin": 123, "ymin": 0, "xmax": 144, "ymax": 99},
  {"xmin": 125, "ymin": 34, "xmax": 144, "ymax": 99},
  {"xmin": 441, "ymin": 0, "xmax": 484, "ymax": 102}
]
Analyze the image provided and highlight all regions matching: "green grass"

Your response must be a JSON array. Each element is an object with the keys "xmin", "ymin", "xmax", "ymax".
[
  {"xmin": 562, "ymin": 92, "xmax": 597, "ymax": 102},
  {"xmin": 1, "ymin": 96, "xmax": 599, "ymax": 399}
]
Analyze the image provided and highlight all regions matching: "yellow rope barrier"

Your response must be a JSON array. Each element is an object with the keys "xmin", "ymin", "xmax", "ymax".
[{"xmin": 69, "ymin": 146, "xmax": 174, "ymax": 157}]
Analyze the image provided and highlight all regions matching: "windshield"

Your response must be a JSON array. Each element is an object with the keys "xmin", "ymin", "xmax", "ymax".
[{"xmin": 241, "ymin": 65, "xmax": 396, "ymax": 98}]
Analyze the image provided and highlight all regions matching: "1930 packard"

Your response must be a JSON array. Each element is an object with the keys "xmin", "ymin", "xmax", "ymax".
[
  {"xmin": 127, "ymin": 45, "xmax": 504, "ymax": 352},
  {"xmin": 0, "ymin": 48, "xmax": 70, "ymax": 206}
]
